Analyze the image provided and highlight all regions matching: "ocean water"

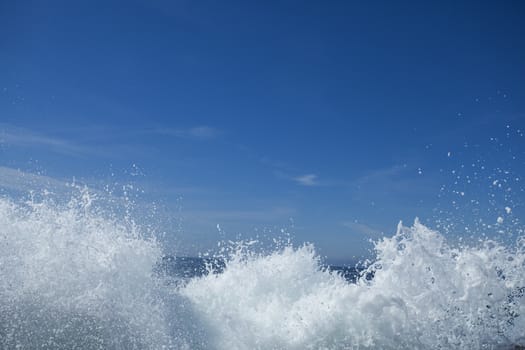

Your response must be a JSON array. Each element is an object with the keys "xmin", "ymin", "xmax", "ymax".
[{"xmin": 0, "ymin": 192, "xmax": 524, "ymax": 349}]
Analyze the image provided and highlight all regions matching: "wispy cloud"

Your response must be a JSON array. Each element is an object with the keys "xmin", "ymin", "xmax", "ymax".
[
  {"xmin": 0, "ymin": 166, "xmax": 114, "ymax": 198},
  {"xmin": 351, "ymin": 165, "xmax": 407, "ymax": 189},
  {"xmin": 152, "ymin": 125, "xmax": 221, "ymax": 140},
  {"xmin": 183, "ymin": 206, "xmax": 296, "ymax": 223},
  {"xmin": 0, "ymin": 166, "xmax": 69, "ymax": 194},
  {"xmin": 341, "ymin": 220, "xmax": 383, "ymax": 236},
  {"xmin": 0, "ymin": 166, "xmax": 154, "ymax": 211},
  {"xmin": 0, "ymin": 124, "xmax": 223, "ymax": 160},
  {"xmin": 293, "ymin": 174, "xmax": 319, "ymax": 186},
  {"xmin": 0, "ymin": 125, "xmax": 89, "ymax": 155},
  {"xmin": 351, "ymin": 163, "xmax": 439, "ymax": 197}
]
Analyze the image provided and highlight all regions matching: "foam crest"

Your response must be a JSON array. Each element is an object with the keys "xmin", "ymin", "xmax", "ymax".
[{"xmin": 182, "ymin": 220, "xmax": 525, "ymax": 349}]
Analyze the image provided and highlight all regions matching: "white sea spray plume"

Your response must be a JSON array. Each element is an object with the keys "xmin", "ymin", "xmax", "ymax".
[
  {"xmin": 0, "ymin": 191, "xmax": 175, "ymax": 349},
  {"xmin": 1, "ymin": 187, "xmax": 524, "ymax": 349},
  {"xmin": 182, "ymin": 219, "xmax": 525, "ymax": 349}
]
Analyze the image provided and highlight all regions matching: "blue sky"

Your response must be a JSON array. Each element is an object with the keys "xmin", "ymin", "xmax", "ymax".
[{"xmin": 1, "ymin": 0, "xmax": 525, "ymax": 262}]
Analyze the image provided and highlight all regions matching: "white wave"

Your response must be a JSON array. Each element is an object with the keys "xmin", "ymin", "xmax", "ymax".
[
  {"xmin": 182, "ymin": 220, "xmax": 525, "ymax": 349},
  {"xmin": 1, "ymin": 189, "xmax": 524, "ymax": 349}
]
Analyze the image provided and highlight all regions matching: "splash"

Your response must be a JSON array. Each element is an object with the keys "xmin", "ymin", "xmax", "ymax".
[
  {"xmin": 0, "ymin": 192, "xmax": 176, "ymax": 349},
  {"xmin": 182, "ymin": 220, "xmax": 525, "ymax": 349},
  {"xmin": 1, "ymin": 190, "xmax": 524, "ymax": 349}
]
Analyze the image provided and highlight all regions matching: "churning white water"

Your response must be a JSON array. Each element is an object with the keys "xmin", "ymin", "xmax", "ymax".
[
  {"xmin": 183, "ymin": 221, "xmax": 525, "ymax": 349},
  {"xmin": 0, "ymin": 191, "xmax": 524, "ymax": 349}
]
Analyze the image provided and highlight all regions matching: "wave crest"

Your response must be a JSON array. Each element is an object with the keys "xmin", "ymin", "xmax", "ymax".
[{"xmin": 182, "ymin": 220, "xmax": 525, "ymax": 349}]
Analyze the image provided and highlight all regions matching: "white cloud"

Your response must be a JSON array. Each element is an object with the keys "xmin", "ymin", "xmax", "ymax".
[{"xmin": 293, "ymin": 174, "xmax": 318, "ymax": 186}]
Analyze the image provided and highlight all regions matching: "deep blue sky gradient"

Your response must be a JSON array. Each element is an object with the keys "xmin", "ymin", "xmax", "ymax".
[{"xmin": 1, "ymin": 1, "xmax": 524, "ymax": 262}]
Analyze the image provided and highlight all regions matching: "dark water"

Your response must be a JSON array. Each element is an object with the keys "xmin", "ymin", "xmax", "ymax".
[{"xmin": 156, "ymin": 256, "xmax": 364, "ymax": 283}]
